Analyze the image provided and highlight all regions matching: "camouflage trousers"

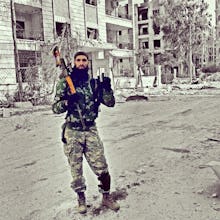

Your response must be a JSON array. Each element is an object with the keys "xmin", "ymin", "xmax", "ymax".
[{"xmin": 63, "ymin": 123, "xmax": 109, "ymax": 193}]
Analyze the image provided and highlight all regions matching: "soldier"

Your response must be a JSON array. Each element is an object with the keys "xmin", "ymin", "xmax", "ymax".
[{"xmin": 52, "ymin": 51, "xmax": 120, "ymax": 214}]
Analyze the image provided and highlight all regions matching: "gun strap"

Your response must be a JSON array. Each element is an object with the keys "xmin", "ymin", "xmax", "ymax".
[{"xmin": 65, "ymin": 76, "xmax": 76, "ymax": 94}]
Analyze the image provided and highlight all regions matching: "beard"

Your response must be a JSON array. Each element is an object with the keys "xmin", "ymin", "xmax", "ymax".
[{"xmin": 71, "ymin": 66, "xmax": 89, "ymax": 85}]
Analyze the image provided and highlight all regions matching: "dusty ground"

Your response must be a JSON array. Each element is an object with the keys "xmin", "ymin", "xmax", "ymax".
[{"xmin": 0, "ymin": 94, "xmax": 220, "ymax": 220}]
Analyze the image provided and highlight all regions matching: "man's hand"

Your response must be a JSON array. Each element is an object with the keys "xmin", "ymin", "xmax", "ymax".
[
  {"xmin": 102, "ymin": 77, "xmax": 112, "ymax": 92},
  {"xmin": 66, "ymin": 93, "xmax": 80, "ymax": 109}
]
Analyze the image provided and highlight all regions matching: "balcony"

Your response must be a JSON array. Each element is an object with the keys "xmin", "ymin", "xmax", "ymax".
[
  {"xmin": 107, "ymin": 40, "xmax": 133, "ymax": 50},
  {"xmin": 105, "ymin": 8, "xmax": 131, "ymax": 20},
  {"xmin": 15, "ymin": 3, "xmax": 44, "ymax": 46},
  {"xmin": 14, "ymin": 0, "xmax": 42, "ymax": 8},
  {"xmin": 154, "ymin": 40, "xmax": 161, "ymax": 51},
  {"xmin": 105, "ymin": 12, "xmax": 132, "ymax": 30},
  {"xmin": 16, "ymin": 39, "xmax": 42, "ymax": 51},
  {"xmin": 107, "ymin": 27, "xmax": 133, "ymax": 50},
  {"xmin": 118, "ymin": 43, "xmax": 133, "ymax": 50},
  {"xmin": 105, "ymin": 1, "xmax": 132, "ymax": 30},
  {"xmin": 16, "ymin": 28, "xmax": 43, "ymax": 41},
  {"xmin": 140, "ymin": 41, "xmax": 149, "ymax": 50},
  {"xmin": 138, "ymin": 7, "xmax": 148, "ymax": 21},
  {"xmin": 105, "ymin": 0, "xmax": 131, "ymax": 19},
  {"xmin": 109, "ymin": 49, "xmax": 133, "ymax": 58}
]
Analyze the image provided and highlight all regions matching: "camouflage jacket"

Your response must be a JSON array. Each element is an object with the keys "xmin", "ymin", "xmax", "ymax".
[{"xmin": 52, "ymin": 77, "xmax": 115, "ymax": 125}]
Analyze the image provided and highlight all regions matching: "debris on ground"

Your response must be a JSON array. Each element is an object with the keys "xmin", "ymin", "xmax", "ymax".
[
  {"xmin": 162, "ymin": 147, "xmax": 190, "ymax": 153},
  {"xmin": 125, "ymin": 95, "xmax": 148, "ymax": 102}
]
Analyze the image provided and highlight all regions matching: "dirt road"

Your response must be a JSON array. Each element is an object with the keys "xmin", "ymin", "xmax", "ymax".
[{"xmin": 0, "ymin": 95, "xmax": 220, "ymax": 220}]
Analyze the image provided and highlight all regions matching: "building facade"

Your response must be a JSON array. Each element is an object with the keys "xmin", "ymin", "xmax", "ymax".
[
  {"xmin": 0, "ymin": 0, "xmax": 136, "ymax": 98},
  {"xmin": 135, "ymin": 0, "xmax": 165, "ymax": 76}
]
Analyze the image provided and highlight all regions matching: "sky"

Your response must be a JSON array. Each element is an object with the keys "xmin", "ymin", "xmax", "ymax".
[{"xmin": 207, "ymin": 0, "xmax": 216, "ymax": 26}]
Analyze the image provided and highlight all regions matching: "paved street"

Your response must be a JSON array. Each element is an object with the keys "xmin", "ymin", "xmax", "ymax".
[{"xmin": 0, "ymin": 95, "xmax": 220, "ymax": 220}]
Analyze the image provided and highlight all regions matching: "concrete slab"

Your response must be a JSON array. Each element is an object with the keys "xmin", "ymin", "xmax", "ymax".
[{"xmin": 14, "ymin": 101, "xmax": 33, "ymax": 109}]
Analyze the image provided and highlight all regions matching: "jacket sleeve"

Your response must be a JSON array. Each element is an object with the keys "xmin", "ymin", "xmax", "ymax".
[
  {"xmin": 52, "ymin": 78, "xmax": 68, "ymax": 114},
  {"xmin": 101, "ymin": 88, "xmax": 115, "ymax": 107}
]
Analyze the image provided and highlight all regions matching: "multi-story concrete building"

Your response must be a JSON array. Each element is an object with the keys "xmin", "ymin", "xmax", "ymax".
[
  {"xmin": 0, "ymin": 0, "xmax": 136, "ymax": 98},
  {"xmin": 135, "ymin": 0, "xmax": 165, "ymax": 76},
  {"xmin": 216, "ymin": 0, "xmax": 220, "ymax": 65}
]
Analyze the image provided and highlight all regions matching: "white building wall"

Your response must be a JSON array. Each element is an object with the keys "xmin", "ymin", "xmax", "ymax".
[
  {"xmin": 69, "ymin": 0, "xmax": 86, "ymax": 40},
  {"xmin": 0, "ymin": 0, "xmax": 17, "ymax": 88},
  {"xmin": 97, "ymin": 1, "xmax": 107, "ymax": 42},
  {"xmin": 42, "ymin": 0, "xmax": 54, "ymax": 42},
  {"xmin": 54, "ymin": 0, "xmax": 69, "ymax": 20}
]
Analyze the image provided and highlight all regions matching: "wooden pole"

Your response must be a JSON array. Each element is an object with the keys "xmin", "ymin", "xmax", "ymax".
[
  {"xmin": 11, "ymin": 0, "xmax": 23, "ymax": 101},
  {"xmin": 189, "ymin": 22, "xmax": 193, "ymax": 83}
]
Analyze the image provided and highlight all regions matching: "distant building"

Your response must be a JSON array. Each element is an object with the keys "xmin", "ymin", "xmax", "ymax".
[
  {"xmin": 135, "ymin": 0, "xmax": 217, "ymax": 78},
  {"xmin": 135, "ymin": 0, "xmax": 165, "ymax": 76}
]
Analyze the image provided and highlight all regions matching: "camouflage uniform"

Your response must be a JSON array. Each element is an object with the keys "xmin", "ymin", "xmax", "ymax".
[{"xmin": 52, "ymin": 77, "xmax": 115, "ymax": 193}]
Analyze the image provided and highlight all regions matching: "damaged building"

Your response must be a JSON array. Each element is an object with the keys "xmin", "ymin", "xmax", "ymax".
[
  {"xmin": 0, "ymin": 0, "xmax": 217, "ymax": 99},
  {"xmin": 0, "ymin": 0, "xmax": 137, "ymax": 99}
]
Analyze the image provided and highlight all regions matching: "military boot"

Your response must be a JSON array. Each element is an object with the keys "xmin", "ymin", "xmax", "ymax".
[
  {"xmin": 77, "ymin": 192, "xmax": 87, "ymax": 214},
  {"xmin": 102, "ymin": 193, "xmax": 120, "ymax": 211}
]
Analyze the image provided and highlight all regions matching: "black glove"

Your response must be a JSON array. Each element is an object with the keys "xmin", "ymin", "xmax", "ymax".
[
  {"xmin": 102, "ymin": 77, "xmax": 111, "ymax": 92},
  {"xmin": 67, "ymin": 93, "xmax": 80, "ymax": 108}
]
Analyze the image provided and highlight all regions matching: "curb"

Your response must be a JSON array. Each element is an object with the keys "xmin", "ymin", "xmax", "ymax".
[{"xmin": 0, "ymin": 105, "xmax": 51, "ymax": 118}]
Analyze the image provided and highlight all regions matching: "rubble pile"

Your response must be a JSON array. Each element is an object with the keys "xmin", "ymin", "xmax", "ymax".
[{"xmin": 206, "ymin": 72, "xmax": 220, "ymax": 82}]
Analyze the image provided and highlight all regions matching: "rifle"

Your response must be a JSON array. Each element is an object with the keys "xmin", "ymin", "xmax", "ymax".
[{"xmin": 53, "ymin": 46, "xmax": 86, "ymax": 130}]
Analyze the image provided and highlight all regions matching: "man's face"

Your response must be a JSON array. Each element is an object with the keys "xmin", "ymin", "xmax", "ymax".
[{"xmin": 74, "ymin": 55, "xmax": 89, "ymax": 69}]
